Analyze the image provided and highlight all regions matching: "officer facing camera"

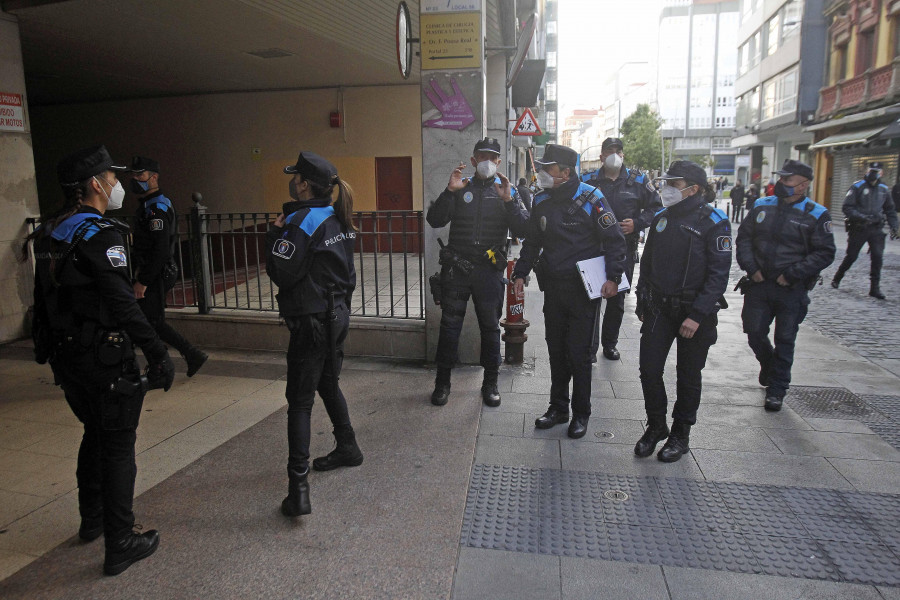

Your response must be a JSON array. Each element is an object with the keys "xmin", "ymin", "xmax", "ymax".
[{"xmin": 24, "ymin": 145, "xmax": 173, "ymax": 576}]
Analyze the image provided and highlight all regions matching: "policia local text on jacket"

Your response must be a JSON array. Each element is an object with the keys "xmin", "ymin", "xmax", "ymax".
[
  {"xmin": 634, "ymin": 161, "xmax": 731, "ymax": 463},
  {"xmin": 28, "ymin": 145, "xmax": 173, "ymax": 576},
  {"xmin": 736, "ymin": 159, "xmax": 836, "ymax": 410},
  {"xmin": 266, "ymin": 151, "xmax": 362, "ymax": 518},
  {"xmin": 513, "ymin": 144, "xmax": 627, "ymax": 439}
]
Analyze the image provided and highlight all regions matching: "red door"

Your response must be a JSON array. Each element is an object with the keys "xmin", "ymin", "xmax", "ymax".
[{"xmin": 369, "ymin": 157, "xmax": 419, "ymax": 253}]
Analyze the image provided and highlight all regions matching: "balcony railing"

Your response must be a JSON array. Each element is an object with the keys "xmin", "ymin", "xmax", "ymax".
[{"xmin": 817, "ymin": 62, "xmax": 900, "ymax": 119}]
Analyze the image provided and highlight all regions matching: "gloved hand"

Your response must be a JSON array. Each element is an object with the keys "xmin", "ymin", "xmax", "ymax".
[
  {"xmin": 891, "ymin": 228, "xmax": 899, "ymax": 240},
  {"xmin": 146, "ymin": 351, "xmax": 175, "ymax": 391}
]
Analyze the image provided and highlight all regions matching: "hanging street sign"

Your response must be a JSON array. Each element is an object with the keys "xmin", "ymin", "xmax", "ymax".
[{"xmin": 511, "ymin": 107, "xmax": 542, "ymax": 136}]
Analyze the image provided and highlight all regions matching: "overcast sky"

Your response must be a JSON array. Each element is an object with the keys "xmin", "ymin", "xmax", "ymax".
[{"xmin": 556, "ymin": 0, "xmax": 663, "ymax": 116}]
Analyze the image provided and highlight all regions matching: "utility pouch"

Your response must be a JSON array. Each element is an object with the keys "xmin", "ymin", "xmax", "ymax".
[
  {"xmin": 734, "ymin": 275, "xmax": 751, "ymax": 295},
  {"xmin": 162, "ymin": 259, "xmax": 180, "ymax": 291},
  {"xmin": 96, "ymin": 330, "xmax": 128, "ymax": 367},
  {"xmin": 484, "ymin": 245, "xmax": 508, "ymax": 271},
  {"xmin": 429, "ymin": 272, "xmax": 443, "ymax": 306}
]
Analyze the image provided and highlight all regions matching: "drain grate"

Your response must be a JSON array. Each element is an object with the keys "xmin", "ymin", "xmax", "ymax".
[
  {"xmin": 603, "ymin": 490, "xmax": 629, "ymax": 501},
  {"xmin": 787, "ymin": 387, "xmax": 882, "ymax": 419},
  {"xmin": 594, "ymin": 431, "xmax": 615, "ymax": 439}
]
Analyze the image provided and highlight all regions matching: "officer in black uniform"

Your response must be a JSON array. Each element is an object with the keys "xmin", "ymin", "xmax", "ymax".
[
  {"xmin": 426, "ymin": 137, "xmax": 529, "ymax": 407},
  {"xmin": 266, "ymin": 151, "xmax": 362, "ymax": 518},
  {"xmin": 583, "ymin": 137, "xmax": 662, "ymax": 361},
  {"xmin": 130, "ymin": 156, "xmax": 208, "ymax": 375},
  {"xmin": 26, "ymin": 145, "xmax": 174, "ymax": 575},
  {"xmin": 512, "ymin": 144, "xmax": 627, "ymax": 439},
  {"xmin": 633, "ymin": 161, "xmax": 731, "ymax": 463},
  {"xmin": 737, "ymin": 159, "xmax": 836, "ymax": 411},
  {"xmin": 831, "ymin": 162, "xmax": 900, "ymax": 299}
]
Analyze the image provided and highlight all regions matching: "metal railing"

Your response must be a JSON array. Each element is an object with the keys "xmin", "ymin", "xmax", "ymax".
[{"xmin": 26, "ymin": 206, "xmax": 426, "ymax": 320}]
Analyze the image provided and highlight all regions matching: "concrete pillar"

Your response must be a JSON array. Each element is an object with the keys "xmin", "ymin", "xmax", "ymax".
[
  {"xmin": 421, "ymin": 4, "xmax": 488, "ymax": 366},
  {"xmin": 0, "ymin": 11, "xmax": 40, "ymax": 343}
]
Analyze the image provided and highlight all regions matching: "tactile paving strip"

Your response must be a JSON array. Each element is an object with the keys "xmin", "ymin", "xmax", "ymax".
[
  {"xmin": 461, "ymin": 465, "xmax": 900, "ymax": 586},
  {"xmin": 787, "ymin": 387, "xmax": 884, "ymax": 419}
]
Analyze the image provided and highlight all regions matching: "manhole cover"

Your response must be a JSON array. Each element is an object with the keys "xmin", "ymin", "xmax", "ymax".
[
  {"xmin": 603, "ymin": 490, "xmax": 629, "ymax": 502},
  {"xmin": 594, "ymin": 431, "xmax": 615, "ymax": 439}
]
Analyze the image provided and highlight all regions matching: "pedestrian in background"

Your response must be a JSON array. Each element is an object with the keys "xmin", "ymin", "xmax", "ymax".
[
  {"xmin": 730, "ymin": 180, "xmax": 745, "ymax": 222},
  {"xmin": 517, "ymin": 177, "xmax": 534, "ymax": 213}
]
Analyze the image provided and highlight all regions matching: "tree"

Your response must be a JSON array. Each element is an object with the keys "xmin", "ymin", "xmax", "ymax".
[{"xmin": 620, "ymin": 104, "xmax": 665, "ymax": 172}]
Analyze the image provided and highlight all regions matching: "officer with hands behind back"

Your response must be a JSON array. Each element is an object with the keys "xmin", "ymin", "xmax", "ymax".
[
  {"xmin": 633, "ymin": 161, "xmax": 731, "ymax": 463},
  {"xmin": 583, "ymin": 137, "xmax": 662, "ymax": 362},
  {"xmin": 25, "ymin": 145, "xmax": 174, "ymax": 576},
  {"xmin": 512, "ymin": 144, "xmax": 627, "ymax": 439},
  {"xmin": 426, "ymin": 137, "xmax": 529, "ymax": 408},
  {"xmin": 831, "ymin": 161, "xmax": 900, "ymax": 299},
  {"xmin": 737, "ymin": 159, "xmax": 836, "ymax": 412},
  {"xmin": 267, "ymin": 152, "xmax": 362, "ymax": 519}
]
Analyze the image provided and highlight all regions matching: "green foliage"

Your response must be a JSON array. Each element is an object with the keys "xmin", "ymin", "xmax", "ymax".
[{"xmin": 620, "ymin": 104, "xmax": 664, "ymax": 172}]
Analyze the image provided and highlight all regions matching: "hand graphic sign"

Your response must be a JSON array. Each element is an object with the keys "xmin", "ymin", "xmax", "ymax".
[{"xmin": 424, "ymin": 78, "xmax": 475, "ymax": 131}]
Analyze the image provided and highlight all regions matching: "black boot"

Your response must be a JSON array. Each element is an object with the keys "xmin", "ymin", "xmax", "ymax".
[
  {"xmin": 831, "ymin": 271, "xmax": 843, "ymax": 289},
  {"xmin": 481, "ymin": 370, "xmax": 501, "ymax": 407},
  {"xmin": 431, "ymin": 367, "xmax": 451, "ymax": 406},
  {"xmin": 657, "ymin": 422, "xmax": 691, "ymax": 463},
  {"xmin": 103, "ymin": 530, "xmax": 160, "ymax": 576},
  {"xmin": 312, "ymin": 427, "xmax": 364, "ymax": 471},
  {"xmin": 281, "ymin": 467, "xmax": 311, "ymax": 517},
  {"xmin": 634, "ymin": 418, "xmax": 669, "ymax": 458},
  {"xmin": 870, "ymin": 281, "xmax": 886, "ymax": 300},
  {"xmin": 567, "ymin": 415, "xmax": 589, "ymax": 439},
  {"xmin": 78, "ymin": 516, "xmax": 104, "ymax": 542},
  {"xmin": 185, "ymin": 348, "xmax": 208, "ymax": 377},
  {"xmin": 535, "ymin": 407, "xmax": 569, "ymax": 429}
]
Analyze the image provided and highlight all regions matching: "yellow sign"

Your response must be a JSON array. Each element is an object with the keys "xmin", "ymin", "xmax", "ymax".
[{"xmin": 421, "ymin": 12, "xmax": 481, "ymax": 70}]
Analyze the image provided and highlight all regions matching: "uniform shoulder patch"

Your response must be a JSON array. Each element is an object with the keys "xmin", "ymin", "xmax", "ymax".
[
  {"xmin": 106, "ymin": 245, "xmax": 128, "ymax": 267},
  {"xmin": 149, "ymin": 218, "xmax": 164, "ymax": 231},
  {"xmin": 823, "ymin": 220, "xmax": 833, "ymax": 234},
  {"xmin": 716, "ymin": 236, "xmax": 733, "ymax": 252},
  {"xmin": 272, "ymin": 238, "xmax": 296, "ymax": 259},
  {"xmin": 598, "ymin": 212, "xmax": 616, "ymax": 229}
]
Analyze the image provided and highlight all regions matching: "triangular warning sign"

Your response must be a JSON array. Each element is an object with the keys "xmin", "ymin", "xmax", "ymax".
[{"xmin": 512, "ymin": 108, "xmax": 542, "ymax": 136}]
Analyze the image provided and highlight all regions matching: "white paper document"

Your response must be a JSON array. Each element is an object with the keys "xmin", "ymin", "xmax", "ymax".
[{"xmin": 576, "ymin": 256, "xmax": 631, "ymax": 300}]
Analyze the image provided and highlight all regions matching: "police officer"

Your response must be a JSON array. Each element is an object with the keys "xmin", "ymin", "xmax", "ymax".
[
  {"xmin": 130, "ymin": 156, "xmax": 208, "ymax": 375},
  {"xmin": 266, "ymin": 152, "xmax": 362, "ymax": 518},
  {"xmin": 426, "ymin": 137, "xmax": 529, "ymax": 407},
  {"xmin": 512, "ymin": 144, "xmax": 627, "ymax": 439},
  {"xmin": 583, "ymin": 137, "xmax": 662, "ymax": 361},
  {"xmin": 26, "ymin": 145, "xmax": 174, "ymax": 575},
  {"xmin": 831, "ymin": 162, "xmax": 900, "ymax": 299},
  {"xmin": 633, "ymin": 161, "xmax": 731, "ymax": 463},
  {"xmin": 737, "ymin": 159, "xmax": 836, "ymax": 411}
]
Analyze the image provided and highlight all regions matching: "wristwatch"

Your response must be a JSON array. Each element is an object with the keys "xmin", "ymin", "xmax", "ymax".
[{"xmin": 608, "ymin": 275, "xmax": 622, "ymax": 285}]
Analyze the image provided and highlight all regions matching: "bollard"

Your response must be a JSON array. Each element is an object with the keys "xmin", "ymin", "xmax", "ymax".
[{"xmin": 500, "ymin": 260, "xmax": 530, "ymax": 364}]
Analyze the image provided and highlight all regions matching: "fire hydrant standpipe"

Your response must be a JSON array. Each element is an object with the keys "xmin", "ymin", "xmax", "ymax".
[{"xmin": 500, "ymin": 260, "xmax": 529, "ymax": 364}]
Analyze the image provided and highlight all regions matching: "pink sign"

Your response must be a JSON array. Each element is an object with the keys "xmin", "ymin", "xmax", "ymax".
[
  {"xmin": 424, "ymin": 79, "xmax": 475, "ymax": 131},
  {"xmin": 0, "ymin": 92, "xmax": 25, "ymax": 132}
]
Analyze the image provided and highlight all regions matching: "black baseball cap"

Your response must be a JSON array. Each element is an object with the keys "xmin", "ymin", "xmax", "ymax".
[
  {"xmin": 601, "ymin": 137, "xmax": 623, "ymax": 152},
  {"xmin": 284, "ymin": 151, "xmax": 338, "ymax": 188},
  {"xmin": 131, "ymin": 156, "xmax": 160, "ymax": 173},
  {"xmin": 535, "ymin": 144, "xmax": 578, "ymax": 168},
  {"xmin": 57, "ymin": 145, "xmax": 127, "ymax": 186},
  {"xmin": 658, "ymin": 160, "xmax": 708, "ymax": 187},
  {"xmin": 473, "ymin": 137, "xmax": 501, "ymax": 155},
  {"xmin": 869, "ymin": 161, "xmax": 884, "ymax": 170},
  {"xmin": 774, "ymin": 158, "xmax": 814, "ymax": 181}
]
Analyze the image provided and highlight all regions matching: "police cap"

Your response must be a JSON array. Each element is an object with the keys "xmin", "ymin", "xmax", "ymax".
[
  {"xmin": 283, "ymin": 151, "xmax": 339, "ymax": 188},
  {"xmin": 659, "ymin": 160, "xmax": 708, "ymax": 187},
  {"xmin": 473, "ymin": 137, "xmax": 501, "ymax": 155},
  {"xmin": 774, "ymin": 158, "xmax": 814, "ymax": 181},
  {"xmin": 601, "ymin": 137, "xmax": 623, "ymax": 152},
  {"xmin": 57, "ymin": 145, "xmax": 128, "ymax": 186},
  {"xmin": 131, "ymin": 156, "xmax": 160, "ymax": 173},
  {"xmin": 535, "ymin": 144, "xmax": 578, "ymax": 169},
  {"xmin": 869, "ymin": 161, "xmax": 884, "ymax": 170}
]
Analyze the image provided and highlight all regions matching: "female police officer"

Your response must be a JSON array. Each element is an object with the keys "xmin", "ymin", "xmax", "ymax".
[
  {"xmin": 633, "ymin": 161, "xmax": 732, "ymax": 463},
  {"xmin": 266, "ymin": 151, "xmax": 361, "ymax": 518},
  {"xmin": 25, "ymin": 145, "xmax": 174, "ymax": 575}
]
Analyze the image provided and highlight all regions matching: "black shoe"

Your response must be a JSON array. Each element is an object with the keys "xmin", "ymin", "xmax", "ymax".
[
  {"xmin": 431, "ymin": 383, "xmax": 450, "ymax": 406},
  {"xmin": 764, "ymin": 395, "xmax": 783, "ymax": 412},
  {"xmin": 602, "ymin": 346, "xmax": 621, "ymax": 361},
  {"xmin": 481, "ymin": 383, "xmax": 501, "ymax": 407},
  {"xmin": 758, "ymin": 362, "xmax": 771, "ymax": 387},
  {"xmin": 567, "ymin": 416, "xmax": 589, "ymax": 439},
  {"xmin": 634, "ymin": 420, "xmax": 669, "ymax": 458},
  {"xmin": 313, "ymin": 428, "xmax": 363, "ymax": 471},
  {"xmin": 78, "ymin": 517, "xmax": 103, "ymax": 542},
  {"xmin": 657, "ymin": 422, "xmax": 690, "ymax": 463},
  {"xmin": 185, "ymin": 349, "xmax": 208, "ymax": 377},
  {"xmin": 535, "ymin": 408, "xmax": 569, "ymax": 429},
  {"xmin": 870, "ymin": 287, "xmax": 886, "ymax": 300},
  {"xmin": 281, "ymin": 467, "xmax": 311, "ymax": 517},
  {"xmin": 831, "ymin": 278, "xmax": 840, "ymax": 289},
  {"xmin": 103, "ymin": 530, "xmax": 160, "ymax": 576}
]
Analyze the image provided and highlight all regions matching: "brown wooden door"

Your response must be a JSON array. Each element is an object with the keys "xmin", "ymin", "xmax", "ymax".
[{"xmin": 373, "ymin": 156, "xmax": 417, "ymax": 253}]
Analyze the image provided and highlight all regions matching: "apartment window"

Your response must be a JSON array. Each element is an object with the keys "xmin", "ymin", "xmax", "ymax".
[
  {"xmin": 546, "ymin": 111, "xmax": 556, "ymax": 132},
  {"xmin": 761, "ymin": 68, "xmax": 798, "ymax": 120},
  {"xmin": 857, "ymin": 29, "xmax": 875, "ymax": 76},
  {"xmin": 767, "ymin": 13, "xmax": 781, "ymax": 56},
  {"xmin": 715, "ymin": 116, "xmax": 735, "ymax": 128},
  {"xmin": 781, "ymin": 0, "xmax": 802, "ymax": 40},
  {"xmin": 736, "ymin": 87, "xmax": 760, "ymax": 128},
  {"xmin": 712, "ymin": 137, "xmax": 732, "ymax": 149},
  {"xmin": 546, "ymin": 51, "xmax": 557, "ymax": 68}
]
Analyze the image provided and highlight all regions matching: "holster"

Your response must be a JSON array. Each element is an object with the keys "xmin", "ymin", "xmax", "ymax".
[
  {"xmin": 734, "ymin": 275, "xmax": 752, "ymax": 295},
  {"xmin": 103, "ymin": 368, "xmax": 147, "ymax": 431},
  {"xmin": 429, "ymin": 272, "xmax": 443, "ymax": 306}
]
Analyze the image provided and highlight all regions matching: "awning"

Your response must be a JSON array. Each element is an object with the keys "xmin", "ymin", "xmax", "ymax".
[
  {"xmin": 878, "ymin": 118, "xmax": 900, "ymax": 139},
  {"xmin": 808, "ymin": 126, "xmax": 887, "ymax": 150}
]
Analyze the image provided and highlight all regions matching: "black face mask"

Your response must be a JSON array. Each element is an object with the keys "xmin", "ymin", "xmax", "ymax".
[
  {"xmin": 773, "ymin": 180, "xmax": 796, "ymax": 198},
  {"xmin": 130, "ymin": 178, "xmax": 150, "ymax": 194},
  {"xmin": 865, "ymin": 170, "xmax": 880, "ymax": 185},
  {"xmin": 288, "ymin": 179, "xmax": 300, "ymax": 201}
]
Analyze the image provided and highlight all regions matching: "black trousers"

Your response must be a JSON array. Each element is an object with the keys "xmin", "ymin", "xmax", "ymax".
[
  {"xmin": 639, "ymin": 309, "xmax": 717, "ymax": 425},
  {"xmin": 592, "ymin": 251, "xmax": 636, "ymax": 353},
  {"xmin": 285, "ymin": 305, "xmax": 352, "ymax": 473},
  {"xmin": 52, "ymin": 349, "xmax": 144, "ymax": 545},
  {"xmin": 741, "ymin": 281, "xmax": 809, "ymax": 398},
  {"xmin": 138, "ymin": 277, "xmax": 196, "ymax": 358},
  {"xmin": 545, "ymin": 278, "xmax": 598, "ymax": 418},
  {"xmin": 836, "ymin": 226, "xmax": 887, "ymax": 283},
  {"xmin": 434, "ymin": 262, "xmax": 504, "ymax": 372}
]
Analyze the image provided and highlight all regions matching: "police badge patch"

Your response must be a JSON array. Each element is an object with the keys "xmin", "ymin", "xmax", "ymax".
[
  {"xmin": 273, "ymin": 239, "xmax": 296, "ymax": 259},
  {"xmin": 716, "ymin": 236, "xmax": 733, "ymax": 252},
  {"xmin": 463, "ymin": 191, "xmax": 474, "ymax": 203},
  {"xmin": 540, "ymin": 216, "xmax": 547, "ymax": 231},
  {"xmin": 756, "ymin": 211, "xmax": 766, "ymax": 224},
  {"xmin": 656, "ymin": 217, "xmax": 667, "ymax": 233},
  {"xmin": 598, "ymin": 213, "xmax": 616, "ymax": 229},
  {"xmin": 149, "ymin": 219, "xmax": 164, "ymax": 231},
  {"xmin": 824, "ymin": 220, "xmax": 833, "ymax": 234},
  {"xmin": 106, "ymin": 246, "xmax": 127, "ymax": 267}
]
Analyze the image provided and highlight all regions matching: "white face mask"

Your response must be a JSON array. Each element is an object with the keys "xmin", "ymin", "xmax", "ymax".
[
  {"xmin": 659, "ymin": 184, "xmax": 685, "ymax": 207},
  {"xmin": 537, "ymin": 170, "xmax": 556, "ymax": 189},
  {"xmin": 476, "ymin": 160, "xmax": 498, "ymax": 179},
  {"xmin": 95, "ymin": 176, "xmax": 126, "ymax": 211},
  {"xmin": 604, "ymin": 153, "xmax": 623, "ymax": 171}
]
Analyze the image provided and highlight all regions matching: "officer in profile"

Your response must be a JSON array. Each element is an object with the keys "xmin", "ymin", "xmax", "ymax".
[
  {"xmin": 583, "ymin": 137, "xmax": 662, "ymax": 362},
  {"xmin": 737, "ymin": 159, "xmax": 836, "ymax": 411},
  {"xmin": 130, "ymin": 156, "xmax": 207, "ymax": 375},
  {"xmin": 426, "ymin": 137, "xmax": 529, "ymax": 407},
  {"xmin": 831, "ymin": 162, "xmax": 899, "ymax": 299},
  {"xmin": 512, "ymin": 144, "xmax": 627, "ymax": 439},
  {"xmin": 25, "ymin": 145, "xmax": 174, "ymax": 575},
  {"xmin": 633, "ymin": 161, "xmax": 731, "ymax": 463},
  {"xmin": 267, "ymin": 151, "xmax": 362, "ymax": 518}
]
